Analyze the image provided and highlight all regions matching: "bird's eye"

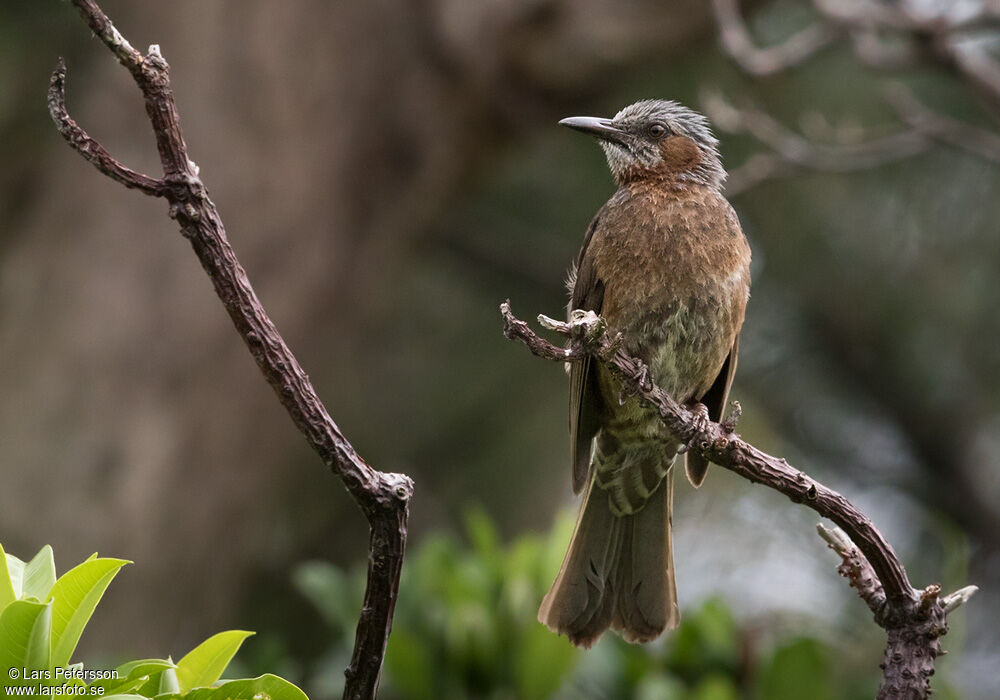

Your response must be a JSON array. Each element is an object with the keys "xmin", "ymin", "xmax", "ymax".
[{"xmin": 648, "ymin": 123, "xmax": 667, "ymax": 138}]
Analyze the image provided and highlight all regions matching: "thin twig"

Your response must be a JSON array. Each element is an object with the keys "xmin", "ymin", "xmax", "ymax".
[
  {"xmin": 885, "ymin": 82, "xmax": 1000, "ymax": 162},
  {"xmin": 712, "ymin": 0, "xmax": 1000, "ymax": 193},
  {"xmin": 48, "ymin": 59, "xmax": 166, "ymax": 196},
  {"xmin": 701, "ymin": 89, "xmax": 932, "ymax": 195},
  {"xmin": 704, "ymin": 83, "xmax": 1000, "ymax": 195},
  {"xmin": 712, "ymin": 0, "xmax": 841, "ymax": 76},
  {"xmin": 501, "ymin": 301, "xmax": 977, "ymax": 700},
  {"xmin": 817, "ymin": 523, "xmax": 887, "ymax": 618},
  {"xmin": 52, "ymin": 3, "xmax": 412, "ymax": 699}
]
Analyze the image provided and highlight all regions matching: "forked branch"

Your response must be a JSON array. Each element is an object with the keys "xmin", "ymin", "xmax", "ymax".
[
  {"xmin": 50, "ymin": 2, "xmax": 411, "ymax": 699},
  {"xmin": 501, "ymin": 301, "xmax": 976, "ymax": 700},
  {"xmin": 710, "ymin": 0, "xmax": 1000, "ymax": 193}
]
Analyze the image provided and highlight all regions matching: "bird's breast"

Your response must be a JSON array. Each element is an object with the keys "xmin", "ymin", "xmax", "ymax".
[{"xmin": 590, "ymin": 183, "xmax": 751, "ymax": 402}]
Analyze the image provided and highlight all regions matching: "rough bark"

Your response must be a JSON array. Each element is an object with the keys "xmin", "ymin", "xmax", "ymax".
[
  {"xmin": 501, "ymin": 301, "xmax": 978, "ymax": 700},
  {"xmin": 49, "ymin": 2, "xmax": 411, "ymax": 698}
]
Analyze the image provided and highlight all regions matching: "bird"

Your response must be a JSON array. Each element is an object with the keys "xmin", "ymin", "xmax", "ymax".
[{"xmin": 538, "ymin": 100, "xmax": 751, "ymax": 648}]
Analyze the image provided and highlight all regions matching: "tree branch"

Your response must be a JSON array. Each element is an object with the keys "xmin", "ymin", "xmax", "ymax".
[
  {"xmin": 712, "ymin": 0, "xmax": 1000, "ymax": 192},
  {"xmin": 500, "ymin": 301, "xmax": 977, "ymax": 700},
  {"xmin": 52, "ymin": 3, "xmax": 411, "ymax": 699},
  {"xmin": 48, "ymin": 60, "xmax": 166, "ymax": 196},
  {"xmin": 702, "ymin": 86, "xmax": 1000, "ymax": 195},
  {"xmin": 884, "ymin": 82, "xmax": 1000, "ymax": 162},
  {"xmin": 711, "ymin": 0, "xmax": 841, "ymax": 77},
  {"xmin": 701, "ymin": 89, "xmax": 932, "ymax": 195}
]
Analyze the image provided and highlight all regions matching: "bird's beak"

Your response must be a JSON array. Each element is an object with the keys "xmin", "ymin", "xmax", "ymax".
[{"xmin": 559, "ymin": 116, "xmax": 626, "ymax": 144}]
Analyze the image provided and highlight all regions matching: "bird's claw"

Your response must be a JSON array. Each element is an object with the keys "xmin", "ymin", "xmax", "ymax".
[
  {"xmin": 618, "ymin": 361, "xmax": 653, "ymax": 406},
  {"xmin": 679, "ymin": 402, "xmax": 711, "ymax": 453},
  {"xmin": 634, "ymin": 363, "xmax": 653, "ymax": 392}
]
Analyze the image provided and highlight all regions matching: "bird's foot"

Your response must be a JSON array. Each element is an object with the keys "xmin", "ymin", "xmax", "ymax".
[
  {"xmin": 539, "ymin": 309, "xmax": 607, "ymax": 345},
  {"xmin": 634, "ymin": 362, "xmax": 653, "ymax": 392},
  {"xmin": 618, "ymin": 361, "xmax": 653, "ymax": 405},
  {"xmin": 677, "ymin": 402, "xmax": 711, "ymax": 454}
]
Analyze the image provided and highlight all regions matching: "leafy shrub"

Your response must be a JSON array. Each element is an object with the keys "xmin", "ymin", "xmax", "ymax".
[
  {"xmin": 0, "ymin": 542, "xmax": 307, "ymax": 699},
  {"xmin": 293, "ymin": 509, "xmax": 961, "ymax": 700}
]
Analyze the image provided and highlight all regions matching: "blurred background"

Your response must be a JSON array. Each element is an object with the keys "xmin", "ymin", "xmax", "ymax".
[{"xmin": 1, "ymin": 1, "xmax": 998, "ymax": 698}]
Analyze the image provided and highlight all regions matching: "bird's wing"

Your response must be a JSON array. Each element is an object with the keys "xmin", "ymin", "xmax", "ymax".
[
  {"xmin": 684, "ymin": 334, "xmax": 739, "ymax": 488},
  {"xmin": 569, "ymin": 214, "xmax": 606, "ymax": 493}
]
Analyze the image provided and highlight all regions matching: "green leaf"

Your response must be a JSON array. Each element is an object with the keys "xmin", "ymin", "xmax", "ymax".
[
  {"xmin": 159, "ymin": 666, "xmax": 181, "ymax": 695},
  {"xmin": 635, "ymin": 674, "xmax": 686, "ymax": 700},
  {"xmin": 22, "ymin": 546, "xmax": 56, "ymax": 601},
  {"xmin": 384, "ymin": 628, "xmax": 435, "ymax": 700},
  {"xmin": 463, "ymin": 506, "xmax": 499, "ymax": 562},
  {"xmin": 0, "ymin": 543, "xmax": 17, "ymax": 613},
  {"xmin": 5, "ymin": 553, "xmax": 25, "ymax": 599},
  {"xmin": 89, "ymin": 658, "xmax": 176, "ymax": 695},
  {"xmin": 0, "ymin": 599, "xmax": 52, "ymax": 680},
  {"xmin": 47, "ymin": 557, "xmax": 129, "ymax": 667},
  {"xmin": 175, "ymin": 630, "xmax": 254, "ymax": 692},
  {"xmin": 755, "ymin": 638, "xmax": 832, "ymax": 700},
  {"xmin": 293, "ymin": 562, "xmax": 358, "ymax": 632},
  {"xmin": 691, "ymin": 674, "xmax": 740, "ymax": 700},
  {"xmin": 155, "ymin": 673, "xmax": 308, "ymax": 700},
  {"xmin": 514, "ymin": 620, "xmax": 578, "ymax": 700}
]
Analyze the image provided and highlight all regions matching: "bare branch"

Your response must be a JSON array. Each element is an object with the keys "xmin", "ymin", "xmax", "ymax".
[
  {"xmin": 501, "ymin": 301, "xmax": 977, "ymax": 700},
  {"xmin": 47, "ymin": 59, "xmax": 166, "ymax": 196},
  {"xmin": 54, "ymin": 3, "xmax": 412, "ymax": 699},
  {"xmin": 947, "ymin": 40, "xmax": 1000, "ymax": 97},
  {"xmin": 818, "ymin": 523, "xmax": 887, "ymax": 618},
  {"xmin": 712, "ymin": 0, "xmax": 1000, "ymax": 194},
  {"xmin": 884, "ymin": 82, "xmax": 1000, "ymax": 162},
  {"xmin": 811, "ymin": 0, "xmax": 915, "ymax": 31},
  {"xmin": 702, "ymin": 90, "xmax": 932, "ymax": 195},
  {"xmin": 813, "ymin": 0, "xmax": 1000, "ymax": 107},
  {"xmin": 503, "ymin": 301, "xmax": 914, "ymax": 602},
  {"xmin": 711, "ymin": 0, "xmax": 841, "ymax": 76},
  {"xmin": 707, "ymin": 90, "xmax": 930, "ymax": 168},
  {"xmin": 849, "ymin": 28, "xmax": 921, "ymax": 69},
  {"xmin": 704, "ymin": 82, "xmax": 1000, "ymax": 197},
  {"xmin": 70, "ymin": 0, "xmax": 144, "ymax": 76}
]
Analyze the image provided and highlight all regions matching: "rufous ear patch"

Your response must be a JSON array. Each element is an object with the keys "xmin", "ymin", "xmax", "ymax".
[{"xmin": 660, "ymin": 135, "xmax": 700, "ymax": 170}]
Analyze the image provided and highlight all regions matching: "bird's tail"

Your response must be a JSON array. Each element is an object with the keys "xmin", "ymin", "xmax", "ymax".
[{"xmin": 538, "ymin": 470, "xmax": 679, "ymax": 648}]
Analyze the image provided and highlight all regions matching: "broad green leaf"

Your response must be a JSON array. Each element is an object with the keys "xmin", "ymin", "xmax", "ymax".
[
  {"xmin": 755, "ymin": 638, "xmax": 832, "ymax": 700},
  {"xmin": 514, "ymin": 619, "xmax": 578, "ymax": 700},
  {"xmin": 155, "ymin": 673, "xmax": 308, "ymax": 700},
  {"xmin": 47, "ymin": 557, "xmax": 129, "ymax": 667},
  {"xmin": 159, "ymin": 666, "xmax": 181, "ymax": 694},
  {"xmin": 89, "ymin": 658, "xmax": 176, "ymax": 695},
  {"xmin": 0, "ymin": 543, "xmax": 17, "ymax": 612},
  {"xmin": 114, "ymin": 658, "xmax": 176, "ymax": 677},
  {"xmin": 697, "ymin": 598, "xmax": 739, "ymax": 664},
  {"xmin": 463, "ymin": 506, "xmax": 499, "ymax": 562},
  {"xmin": 22, "ymin": 546, "xmax": 56, "ymax": 601},
  {"xmin": 691, "ymin": 674, "xmax": 740, "ymax": 700},
  {"xmin": 293, "ymin": 562, "xmax": 357, "ymax": 631},
  {"xmin": 0, "ymin": 599, "xmax": 52, "ymax": 680},
  {"xmin": 5, "ymin": 553, "xmax": 25, "ymax": 599},
  {"xmin": 635, "ymin": 674, "xmax": 686, "ymax": 700},
  {"xmin": 175, "ymin": 630, "xmax": 254, "ymax": 692},
  {"xmin": 385, "ymin": 628, "xmax": 435, "ymax": 700}
]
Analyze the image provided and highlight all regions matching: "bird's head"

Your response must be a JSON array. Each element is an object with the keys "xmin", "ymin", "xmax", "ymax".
[{"xmin": 560, "ymin": 100, "xmax": 725, "ymax": 188}]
